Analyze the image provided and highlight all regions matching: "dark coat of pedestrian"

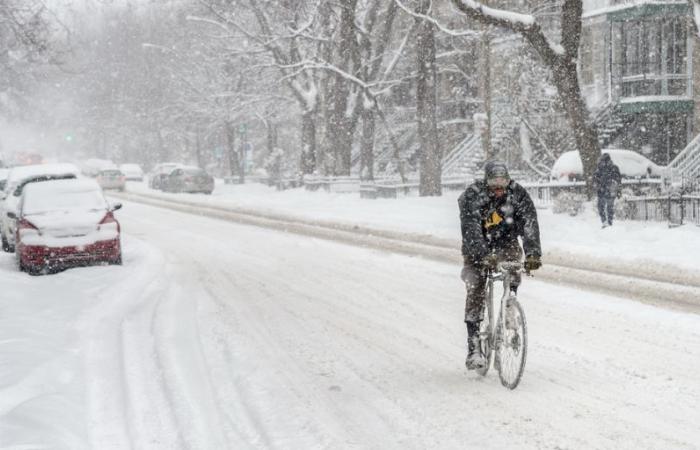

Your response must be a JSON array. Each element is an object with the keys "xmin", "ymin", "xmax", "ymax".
[{"xmin": 593, "ymin": 153, "xmax": 622, "ymax": 227}]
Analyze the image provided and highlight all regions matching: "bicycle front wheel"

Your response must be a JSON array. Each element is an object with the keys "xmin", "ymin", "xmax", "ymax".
[
  {"xmin": 475, "ymin": 281, "xmax": 494, "ymax": 377},
  {"xmin": 496, "ymin": 298, "xmax": 527, "ymax": 389}
]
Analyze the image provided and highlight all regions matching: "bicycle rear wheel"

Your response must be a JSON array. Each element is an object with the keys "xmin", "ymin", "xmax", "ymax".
[
  {"xmin": 495, "ymin": 298, "xmax": 527, "ymax": 389},
  {"xmin": 475, "ymin": 280, "xmax": 494, "ymax": 377}
]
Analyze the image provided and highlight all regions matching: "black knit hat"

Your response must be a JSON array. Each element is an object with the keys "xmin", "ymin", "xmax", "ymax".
[{"xmin": 483, "ymin": 160, "xmax": 510, "ymax": 181}]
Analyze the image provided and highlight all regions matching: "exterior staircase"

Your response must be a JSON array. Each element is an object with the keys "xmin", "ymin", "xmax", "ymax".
[
  {"xmin": 667, "ymin": 133, "xmax": 700, "ymax": 184},
  {"xmin": 556, "ymin": 101, "xmax": 630, "ymax": 153},
  {"xmin": 441, "ymin": 133, "xmax": 483, "ymax": 181}
]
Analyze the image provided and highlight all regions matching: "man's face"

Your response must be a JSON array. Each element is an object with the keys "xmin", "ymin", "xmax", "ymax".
[{"xmin": 487, "ymin": 176, "xmax": 509, "ymax": 198}]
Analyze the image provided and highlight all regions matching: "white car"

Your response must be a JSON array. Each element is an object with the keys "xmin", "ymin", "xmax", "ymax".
[
  {"xmin": 550, "ymin": 149, "xmax": 664, "ymax": 181},
  {"xmin": 0, "ymin": 163, "xmax": 80, "ymax": 252},
  {"xmin": 81, "ymin": 158, "xmax": 117, "ymax": 177},
  {"xmin": 96, "ymin": 169, "xmax": 126, "ymax": 191},
  {"xmin": 119, "ymin": 163, "xmax": 144, "ymax": 181}
]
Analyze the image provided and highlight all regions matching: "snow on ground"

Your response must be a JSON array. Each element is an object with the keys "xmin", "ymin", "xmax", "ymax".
[
  {"xmin": 2, "ymin": 183, "xmax": 700, "ymax": 449},
  {"xmin": 127, "ymin": 180, "xmax": 700, "ymax": 273}
]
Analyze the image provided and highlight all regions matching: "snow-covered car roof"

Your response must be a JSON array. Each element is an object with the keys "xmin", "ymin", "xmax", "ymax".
[
  {"xmin": 5, "ymin": 163, "xmax": 80, "ymax": 188},
  {"xmin": 550, "ymin": 149, "xmax": 664, "ymax": 180},
  {"xmin": 119, "ymin": 163, "xmax": 143, "ymax": 171},
  {"xmin": 174, "ymin": 165, "xmax": 206, "ymax": 173},
  {"xmin": 153, "ymin": 162, "xmax": 183, "ymax": 174}
]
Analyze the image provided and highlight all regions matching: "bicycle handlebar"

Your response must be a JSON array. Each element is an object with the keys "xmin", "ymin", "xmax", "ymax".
[{"xmin": 497, "ymin": 262, "xmax": 523, "ymax": 271}]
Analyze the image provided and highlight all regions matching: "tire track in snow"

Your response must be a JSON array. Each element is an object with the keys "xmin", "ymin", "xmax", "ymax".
[{"xmin": 77, "ymin": 238, "xmax": 183, "ymax": 449}]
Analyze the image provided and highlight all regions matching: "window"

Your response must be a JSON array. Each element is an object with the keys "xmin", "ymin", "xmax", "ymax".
[{"xmin": 619, "ymin": 17, "xmax": 688, "ymax": 97}]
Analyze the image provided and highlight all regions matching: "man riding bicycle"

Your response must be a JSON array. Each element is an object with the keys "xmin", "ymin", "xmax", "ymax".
[{"xmin": 458, "ymin": 161, "xmax": 542, "ymax": 370}]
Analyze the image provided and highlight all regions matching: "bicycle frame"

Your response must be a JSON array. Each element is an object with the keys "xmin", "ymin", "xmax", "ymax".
[{"xmin": 490, "ymin": 262, "xmax": 521, "ymax": 334}]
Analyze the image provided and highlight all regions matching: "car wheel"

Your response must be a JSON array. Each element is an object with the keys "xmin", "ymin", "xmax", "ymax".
[
  {"xmin": 2, "ymin": 233, "xmax": 10, "ymax": 252},
  {"xmin": 109, "ymin": 253, "xmax": 122, "ymax": 265}
]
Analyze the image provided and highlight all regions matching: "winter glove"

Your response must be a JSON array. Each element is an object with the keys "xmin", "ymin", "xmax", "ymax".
[
  {"xmin": 524, "ymin": 255, "xmax": 542, "ymax": 272},
  {"xmin": 460, "ymin": 265, "xmax": 469, "ymax": 282},
  {"xmin": 481, "ymin": 254, "xmax": 499, "ymax": 271}
]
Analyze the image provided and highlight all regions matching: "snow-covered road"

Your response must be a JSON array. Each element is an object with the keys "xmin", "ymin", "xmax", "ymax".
[{"xmin": 2, "ymin": 201, "xmax": 699, "ymax": 449}]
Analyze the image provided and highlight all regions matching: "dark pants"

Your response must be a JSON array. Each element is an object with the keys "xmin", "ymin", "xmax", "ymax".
[
  {"xmin": 463, "ymin": 241, "xmax": 522, "ymax": 323},
  {"xmin": 597, "ymin": 195, "xmax": 615, "ymax": 225}
]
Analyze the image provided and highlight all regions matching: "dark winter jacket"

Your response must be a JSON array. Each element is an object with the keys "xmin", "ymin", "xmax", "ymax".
[
  {"xmin": 593, "ymin": 154, "xmax": 622, "ymax": 198},
  {"xmin": 458, "ymin": 180, "xmax": 542, "ymax": 263}
]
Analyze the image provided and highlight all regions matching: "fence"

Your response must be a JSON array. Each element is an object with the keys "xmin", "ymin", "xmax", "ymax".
[
  {"xmin": 621, "ymin": 194, "xmax": 700, "ymax": 226},
  {"xmin": 293, "ymin": 175, "xmax": 700, "ymax": 225}
]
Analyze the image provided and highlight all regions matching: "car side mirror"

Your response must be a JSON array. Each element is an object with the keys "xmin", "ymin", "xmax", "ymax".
[
  {"xmin": 110, "ymin": 202, "xmax": 123, "ymax": 212},
  {"xmin": 7, "ymin": 211, "xmax": 17, "ymax": 219}
]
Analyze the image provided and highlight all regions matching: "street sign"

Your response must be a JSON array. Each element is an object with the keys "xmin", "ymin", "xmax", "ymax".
[{"xmin": 239, "ymin": 123, "xmax": 247, "ymax": 134}]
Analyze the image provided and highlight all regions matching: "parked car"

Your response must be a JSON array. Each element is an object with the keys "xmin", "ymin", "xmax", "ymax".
[
  {"xmin": 11, "ymin": 178, "xmax": 122, "ymax": 274},
  {"xmin": 161, "ymin": 166, "xmax": 215, "ymax": 194},
  {"xmin": 82, "ymin": 158, "xmax": 117, "ymax": 177},
  {"xmin": 0, "ymin": 163, "xmax": 80, "ymax": 253},
  {"xmin": 119, "ymin": 163, "xmax": 144, "ymax": 181},
  {"xmin": 96, "ymin": 169, "xmax": 126, "ymax": 191},
  {"xmin": 550, "ymin": 149, "xmax": 664, "ymax": 181},
  {"xmin": 148, "ymin": 162, "xmax": 183, "ymax": 190},
  {"xmin": 0, "ymin": 168, "xmax": 8, "ymax": 191}
]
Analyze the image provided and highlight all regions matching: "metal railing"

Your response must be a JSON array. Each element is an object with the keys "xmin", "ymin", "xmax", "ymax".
[
  {"xmin": 667, "ymin": 132, "xmax": 700, "ymax": 182},
  {"xmin": 621, "ymin": 194, "xmax": 700, "ymax": 227}
]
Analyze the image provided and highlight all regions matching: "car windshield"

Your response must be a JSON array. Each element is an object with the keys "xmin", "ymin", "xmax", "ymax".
[
  {"xmin": 100, "ymin": 170, "xmax": 122, "ymax": 177},
  {"xmin": 23, "ymin": 188, "xmax": 107, "ymax": 215},
  {"xmin": 184, "ymin": 169, "xmax": 206, "ymax": 176},
  {"xmin": 14, "ymin": 174, "xmax": 77, "ymax": 197}
]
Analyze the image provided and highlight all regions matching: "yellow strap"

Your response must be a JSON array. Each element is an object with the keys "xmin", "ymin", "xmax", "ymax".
[{"xmin": 484, "ymin": 210, "xmax": 503, "ymax": 229}]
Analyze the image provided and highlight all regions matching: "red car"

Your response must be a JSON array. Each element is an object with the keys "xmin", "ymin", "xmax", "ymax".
[{"xmin": 11, "ymin": 178, "xmax": 122, "ymax": 274}]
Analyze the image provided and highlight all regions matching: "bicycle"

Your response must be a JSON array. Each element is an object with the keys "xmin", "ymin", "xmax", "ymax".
[{"xmin": 475, "ymin": 261, "xmax": 528, "ymax": 389}]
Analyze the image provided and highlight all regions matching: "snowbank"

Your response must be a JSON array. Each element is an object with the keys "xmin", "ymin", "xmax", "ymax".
[{"xmin": 123, "ymin": 181, "xmax": 700, "ymax": 274}]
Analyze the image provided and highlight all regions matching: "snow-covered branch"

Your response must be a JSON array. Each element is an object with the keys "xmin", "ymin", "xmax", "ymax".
[
  {"xmin": 450, "ymin": 0, "xmax": 563, "ymax": 65},
  {"xmin": 393, "ymin": 0, "xmax": 479, "ymax": 38}
]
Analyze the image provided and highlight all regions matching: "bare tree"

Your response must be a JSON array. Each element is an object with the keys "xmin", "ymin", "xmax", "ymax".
[{"xmin": 450, "ymin": 0, "xmax": 601, "ymax": 187}]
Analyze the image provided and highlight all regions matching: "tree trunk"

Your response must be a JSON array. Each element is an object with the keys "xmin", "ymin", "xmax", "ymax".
[
  {"xmin": 301, "ymin": 111, "xmax": 317, "ymax": 175},
  {"xmin": 195, "ymin": 128, "xmax": 204, "ymax": 169},
  {"xmin": 225, "ymin": 121, "xmax": 239, "ymax": 178},
  {"xmin": 550, "ymin": 60, "xmax": 600, "ymax": 190},
  {"xmin": 479, "ymin": 31, "xmax": 493, "ymax": 160},
  {"xmin": 415, "ymin": 0, "xmax": 442, "ymax": 197},
  {"xmin": 267, "ymin": 121, "xmax": 277, "ymax": 155},
  {"xmin": 328, "ymin": 0, "xmax": 358, "ymax": 176},
  {"xmin": 360, "ymin": 102, "xmax": 375, "ymax": 181}
]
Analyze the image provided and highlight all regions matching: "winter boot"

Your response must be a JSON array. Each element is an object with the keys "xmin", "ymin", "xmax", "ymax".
[
  {"xmin": 466, "ymin": 336, "xmax": 486, "ymax": 370},
  {"xmin": 465, "ymin": 320, "xmax": 486, "ymax": 370}
]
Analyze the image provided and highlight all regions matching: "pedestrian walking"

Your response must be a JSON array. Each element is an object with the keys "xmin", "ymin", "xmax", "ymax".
[{"xmin": 593, "ymin": 153, "xmax": 622, "ymax": 227}]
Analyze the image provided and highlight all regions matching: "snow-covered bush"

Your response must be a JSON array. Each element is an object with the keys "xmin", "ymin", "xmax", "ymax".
[{"xmin": 552, "ymin": 191, "xmax": 586, "ymax": 216}]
